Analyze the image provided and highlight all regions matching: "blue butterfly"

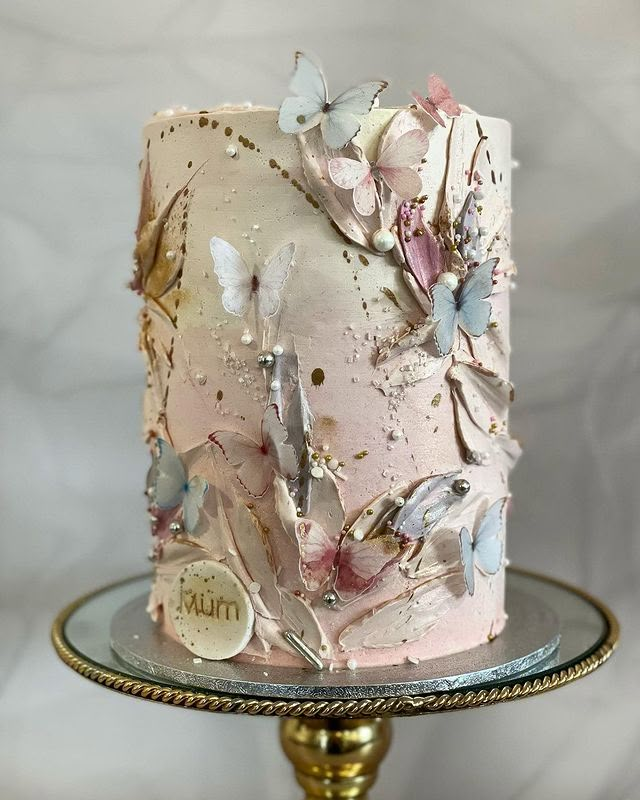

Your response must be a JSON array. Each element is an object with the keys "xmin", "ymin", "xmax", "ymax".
[
  {"xmin": 459, "ymin": 497, "xmax": 506, "ymax": 596},
  {"xmin": 429, "ymin": 258, "xmax": 498, "ymax": 356},
  {"xmin": 152, "ymin": 439, "xmax": 208, "ymax": 534}
]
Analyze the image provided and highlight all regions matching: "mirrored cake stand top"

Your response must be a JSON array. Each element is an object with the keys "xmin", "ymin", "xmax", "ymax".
[{"xmin": 52, "ymin": 566, "xmax": 618, "ymax": 718}]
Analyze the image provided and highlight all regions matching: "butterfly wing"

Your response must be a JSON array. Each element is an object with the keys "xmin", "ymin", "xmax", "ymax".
[
  {"xmin": 322, "ymin": 81, "xmax": 388, "ymax": 149},
  {"xmin": 457, "ymin": 258, "xmax": 497, "ymax": 337},
  {"xmin": 377, "ymin": 129, "xmax": 429, "ymax": 169},
  {"xmin": 209, "ymin": 429, "xmax": 271, "ymax": 497},
  {"xmin": 328, "ymin": 157, "xmax": 371, "ymax": 189},
  {"xmin": 209, "ymin": 237, "xmax": 253, "ymax": 316},
  {"xmin": 262, "ymin": 403, "xmax": 299, "ymax": 481},
  {"xmin": 182, "ymin": 475, "xmax": 209, "ymax": 534},
  {"xmin": 335, "ymin": 534, "xmax": 402, "ymax": 602},
  {"xmin": 377, "ymin": 129, "xmax": 428, "ymax": 200},
  {"xmin": 429, "ymin": 283, "xmax": 458, "ymax": 356},
  {"xmin": 411, "ymin": 92, "xmax": 445, "ymax": 127},
  {"xmin": 427, "ymin": 74, "xmax": 461, "ymax": 118},
  {"xmin": 256, "ymin": 242, "xmax": 295, "ymax": 318},
  {"xmin": 290, "ymin": 51, "xmax": 328, "ymax": 104},
  {"xmin": 327, "ymin": 157, "xmax": 376, "ymax": 215},
  {"xmin": 353, "ymin": 173, "xmax": 378, "ymax": 216},
  {"xmin": 295, "ymin": 519, "xmax": 339, "ymax": 592},
  {"xmin": 473, "ymin": 498, "xmax": 506, "ymax": 575},
  {"xmin": 392, "ymin": 472, "xmax": 461, "ymax": 541},
  {"xmin": 278, "ymin": 52, "xmax": 327, "ymax": 135},
  {"xmin": 154, "ymin": 439, "xmax": 187, "ymax": 509},
  {"xmin": 458, "ymin": 527, "xmax": 475, "ymax": 595}
]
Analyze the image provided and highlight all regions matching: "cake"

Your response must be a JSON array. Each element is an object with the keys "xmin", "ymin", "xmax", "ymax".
[{"xmin": 132, "ymin": 52, "xmax": 519, "ymax": 670}]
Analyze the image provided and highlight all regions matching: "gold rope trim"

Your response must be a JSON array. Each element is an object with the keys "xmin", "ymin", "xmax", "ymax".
[{"xmin": 51, "ymin": 568, "xmax": 619, "ymax": 718}]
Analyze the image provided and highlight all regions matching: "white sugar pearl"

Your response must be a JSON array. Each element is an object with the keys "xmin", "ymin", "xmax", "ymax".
[
  {"xmin": 437, "ymin": 271, "xmax": 460, "ymax": 291},
  {"xmin": 390, "ymin": 429, "xmax": 403, "ymax": 441},
  {"xmin": 195, "ymin": 372, "xmax": 207, "ymax": 385},
  {"xmin": 248, "ymin": 582, "xmax": 261, "ymax": 594},
  {"xmin": 272, "ymin": 344, "xmax": 284, "ymax": 356},
  {"xmin": 347, "ymin": 658, "xmax": 358, "ymax": 671},
  {"xmin": 225, "ymin": 144, "xmax": 238, "ymax": 158},
  {"xmin": 165, "ymin": 249, "xmax": 176, "ymax": 261},
  {"xmin": 407, "ymin": 655, "xmax": 420, "ymax": 665},
  {"xmin": 394, "ymin": 497, "xmax": 405, "ymax": 507},
  {"xmin": 240, "ymin": 331, "xmax": 253, "ymax": 345},
  {"xmin": 310, "ymin": 466, "xmax": 324, "ymax": 479},
  {"xmin": 371, "ymin": 228, "xmax": 395, "ymax": 253},
  {"xmin": 352, "ymin": 528, "xmax": 364, "ymax": 541},
  {"xmin": 327, "ymin": 458, "xmax": 340, "ymax": 471},
  {"xmin": 270, "ymin": 380, "xmax": 281, "ymax": 392}
]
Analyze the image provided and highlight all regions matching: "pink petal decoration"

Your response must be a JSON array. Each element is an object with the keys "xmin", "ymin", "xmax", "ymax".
[{"xmin": 398, "ymin": 202, "xmax": 446, "ymax": 293}]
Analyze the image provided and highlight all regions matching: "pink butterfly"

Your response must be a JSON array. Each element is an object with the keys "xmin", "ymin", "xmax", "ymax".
[
  {"xmin": 412, "ymin": 74, "xmax": 462, "ymax": 128},
  {"xmin": 328, "ymin": 129, "xmax": 429, "ymax": 217},
  {"xmin": 209, "ymin": 404, "xmax": 298, "ymax": 497},
  {"xmin": 295, "ymin": 518, "xmax": 405, "ymax": 602}
]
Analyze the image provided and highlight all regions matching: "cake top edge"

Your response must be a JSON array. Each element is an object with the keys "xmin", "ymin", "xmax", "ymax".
[{"xmin": 144, "ymin": 104, "xmax": 510, "ymax": 131}]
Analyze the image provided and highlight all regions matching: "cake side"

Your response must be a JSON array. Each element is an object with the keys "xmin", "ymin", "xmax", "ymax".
[{"xmin": 134, "ymin": 65, "xmax": 518, "ymax": 670}]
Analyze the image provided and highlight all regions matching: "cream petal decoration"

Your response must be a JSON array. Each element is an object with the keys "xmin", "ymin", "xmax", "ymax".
[{"xmin": 338, "ymin": 571, "xmax": 466, "ymax": 650}]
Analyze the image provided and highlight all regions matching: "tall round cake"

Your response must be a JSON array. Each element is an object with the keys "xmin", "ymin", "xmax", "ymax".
[{"xmin": 132, "ymin": 53, "xmax": 519, "ymax": 670}]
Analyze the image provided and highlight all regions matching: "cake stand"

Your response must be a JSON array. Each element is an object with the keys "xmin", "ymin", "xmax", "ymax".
[{"xmin": 51, "ymin": 567, "xmax": 618, "ymax": 799}]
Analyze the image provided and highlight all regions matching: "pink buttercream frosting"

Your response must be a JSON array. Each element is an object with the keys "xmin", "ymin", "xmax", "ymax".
[{"xmin": 135, "ymin": 103, "xmax": 516, "ymax": 669}]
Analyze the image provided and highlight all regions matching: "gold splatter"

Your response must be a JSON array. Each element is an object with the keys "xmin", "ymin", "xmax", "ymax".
[
  {"xmin": 281, "ymin": 169, "xmax": 289, "ymax": 179},
  {"xmin": 198, "ymin": 117, "xmax": 208, "ymax": 128},
  {"xmin": 305, "ymin": 192, "xmax": 320, "ymax": 209},
  {"xmin": 211, "ymin": 120, "xmax": 219, "ymax": 129},
  {"xmin": 187, "ymin": 160, "xmax": 192, "ymax": 168},
  {"xmin": 380, "ymin": 287, "xmax": 401, "ymax": 310},
  {"xmin": 316, "ymin": 415, "xmax": 337, "ymax": 432},
  {"xmin": 160, "ymin": 130, "xmax": 164, "ymax": 140},
  {"xmin": 358, "ymin": 254, "xmax": 369, "ymax": 266},
  {"xmin": 269, "ymin": 158, "xmax": 279, "ymax": 169},
  {"xmin": 354, "ymin": 450, "xmax": 369, "ymax": 460},
  {"xmin": 224, "ymin": 126, "xmax": 233, "ymax": 137},
  {"xmin": 311, "ymin": 368, "xmax": 325, "ymax": 387},
  {"xmin": 431, "ymin": 392, "xmax": 442, "ymax": 407},
  {"xmin": 169, "ymin": 125, "xmax": 174, "ymax": 133},
  {"xmin": 216, "ymin": 390, "xmax": 223, "ymax": 401}
]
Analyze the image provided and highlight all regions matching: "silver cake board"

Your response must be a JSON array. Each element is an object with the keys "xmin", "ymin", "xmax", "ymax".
[{"xmin": 110, "ymin": 584, "xmax": 560, "ymax": 700}]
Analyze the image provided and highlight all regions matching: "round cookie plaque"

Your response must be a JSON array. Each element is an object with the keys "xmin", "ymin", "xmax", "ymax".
[{"xmin": 168, "ymin": 560, "xmax": 255, "ymax": 660}]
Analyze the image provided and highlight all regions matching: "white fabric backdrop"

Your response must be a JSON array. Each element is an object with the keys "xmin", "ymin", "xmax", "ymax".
[{"xmin": 1, "ymin": 1, "xmax": 638, "ymax": 798}]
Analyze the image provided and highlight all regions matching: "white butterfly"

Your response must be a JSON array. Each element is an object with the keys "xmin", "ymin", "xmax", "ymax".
[
  {"xmin": 152, "ymin": 439, "xmax": 208, "ymax": 534},
  {"xmin": 429, "ymin": 258, "xmax": 498, "ymax": 356},
  {"xmin": 209, "ymin": 404, "xmax": 298, "ymax": 498},
  {"xmin": 328, "ymin": 129, "xmax": 429, "ymax": 216},
  {"xmin": 459, "ymin": 498, "xmax": 506, "ymax": 596},
  {"xmin": 278, "ymin": 51, "xmax": 388, "ymax": 150},
  {"xmin": 210, "ymin": 238, "xmax": 295, "ymax": 319}
]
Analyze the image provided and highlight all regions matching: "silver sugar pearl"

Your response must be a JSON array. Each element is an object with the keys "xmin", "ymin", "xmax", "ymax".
[
  {"xmin": 453, "ymin": 478, "xmax": 471, "ymax": 496},
  {"xmin": 322, "ymin": 591, "xmax": 338, "ymax": 608},
  {"xmin": 169, "ymin": 520, "xmax": 183, "ymax": 533},
  {"xmin": 257, "ymin": 351, "xmax": 275, "ymax": 369}
]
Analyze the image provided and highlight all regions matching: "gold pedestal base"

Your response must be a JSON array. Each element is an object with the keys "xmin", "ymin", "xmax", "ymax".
[{"xmin": 280, "ymin": 717, "xmax": 392, "ymax": 799}]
